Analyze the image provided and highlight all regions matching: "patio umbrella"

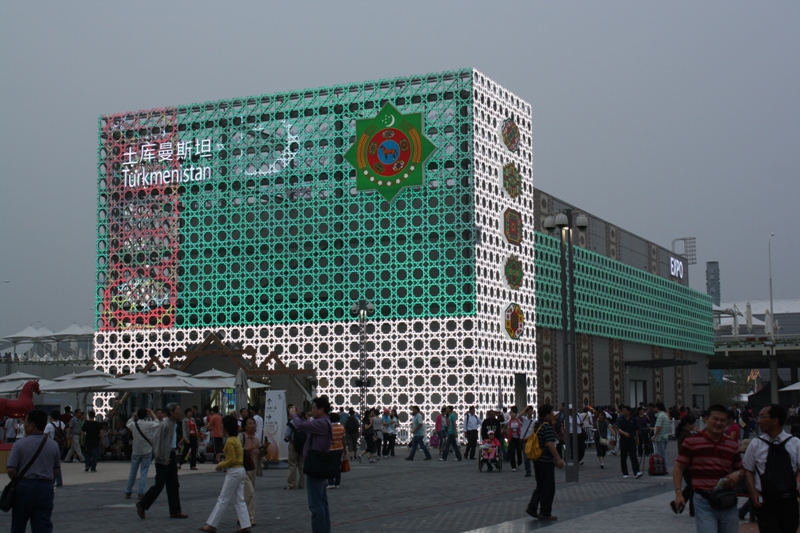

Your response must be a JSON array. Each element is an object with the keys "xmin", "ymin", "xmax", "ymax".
[
  {"xmin": 119, "ymin": 367, "xmax": 192, "ymax": 380},
  {"xmin": 0, "ymin": 371, "xmax": 43, "ymax": 382},
  {"xmin": 54, "ymin": 369, "xmax": 115, "ymax": 382},
  {"xmin": 107, "ymin": 374, "xmax": 206, "ymax": 391},
  {"xmin": 191, "ymin": 369, "xmax": 269, "ymax": 390},
  {"xmin": 41, "ymin": 376, "xmax": 118, "ymax": 392},
  {"xmin": 0, "ymin": 378, "xmax": 58, "ymax": 395},
  {"xmin": 235, "ymin": 368, "xmax": 249, "ymax": 412}
]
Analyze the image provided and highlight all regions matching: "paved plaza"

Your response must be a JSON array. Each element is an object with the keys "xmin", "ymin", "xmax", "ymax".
[{"xmin": 2, "ymin": 440, "xmax": 765, "ymax": 533}]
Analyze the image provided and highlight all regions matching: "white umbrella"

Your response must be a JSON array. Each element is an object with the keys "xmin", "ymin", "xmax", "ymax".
[
  {"xmin": 107, "ymin": 375, "xmax": 206, "ymax": 391},
  {"xmin": 0, "ymin": 378, "xmax": 58, "ymax": 395},
  {"xmin": 193, "ymin": 369, "xmax": 235, "ymax": 379},
  {"xmin": 54, "ymin": 369, "xmax": 115, "ymax": 382},
  {"xmin": 191, "ymin": 368, "xmax": 269, "ymax": 390},
  {"xmin": 118, "ymin": 367, "xmax": 192, "ymax": 380},
  {"xmin": 0, "ymin": 371, "xmax": 42, "ymax": 382},
  {"xmin": 780, "ymin": 382, "xmax": 800, "ymax": 392},
  {"xmin": 235, "ymin": 368, "xmax": 248, "ymax": 412},
  {"xmin": 41, "ymin": 376, "xmax": 117, "ymax": 393}
]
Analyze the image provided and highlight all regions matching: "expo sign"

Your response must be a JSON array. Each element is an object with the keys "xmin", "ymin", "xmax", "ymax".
[{"xmin": 670, "ymin": 257, "xmax": 684, "ymax": 279}]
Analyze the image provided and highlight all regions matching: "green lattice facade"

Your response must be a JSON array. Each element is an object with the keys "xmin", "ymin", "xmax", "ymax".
[{"xmin": 534, "ymin": 233, "xmax": 713, "ymax": 354}]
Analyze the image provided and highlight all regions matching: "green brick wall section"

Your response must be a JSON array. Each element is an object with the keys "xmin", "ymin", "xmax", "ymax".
[
  {"xmin": 535, "ymin": 232, "xmax": 713, "ymax": 354},
  {"xmin": 97, "ymin": 69, "xmax": 476, "ymax": 331}
]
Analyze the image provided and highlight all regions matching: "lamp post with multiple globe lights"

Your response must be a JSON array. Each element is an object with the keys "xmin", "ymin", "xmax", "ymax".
[{"xmin": 543, "ymin": 209, "xmax": 588, "ymax": 483}]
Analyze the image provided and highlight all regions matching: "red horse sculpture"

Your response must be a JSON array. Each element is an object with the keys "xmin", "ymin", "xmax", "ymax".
[{"xmin": 0, "ymin": 380, "xmax": 41, "ymax": 418}]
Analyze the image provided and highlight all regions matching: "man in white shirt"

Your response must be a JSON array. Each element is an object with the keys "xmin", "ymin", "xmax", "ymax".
[
  {"xmin": 463, "ymin": 406, "xmax": 482, "ymax": 460},
  {"xmin": 125, "ymin": 408, "xmax": 160, "ymax": 500},
  {"xmin": 44, "ymin": 410, "xmax": 66, "ymax": 488},
  {"xmin": 249, "ymin": 406, "xmax": 264, "ymax": 443},
  {"xmin": 4, "ymin": 416, "xmax": 19, "ymax": 443},
  {"xmin": 565, "ymin": 405, "xmax": 586, "ymax": 465},
  {"xmin": 743, "ymin": 404, "xmax": 800, "ymax": 533}
]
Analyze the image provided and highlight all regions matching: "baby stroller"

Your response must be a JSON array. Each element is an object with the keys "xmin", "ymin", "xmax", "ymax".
[{"xmin": 478, "ymin": 439, "xmax": 502, "ymax": 472}]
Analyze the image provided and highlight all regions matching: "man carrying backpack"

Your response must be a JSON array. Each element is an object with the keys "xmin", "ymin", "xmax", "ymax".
[
  {"xmin": 344, "ymin": 409, "xmax": 360, "ymax": 461},
  {"xmin": 743, "ymin": 404, "xmax": 800, "ymax": 533},
  {"xmin": 44, "ymin": 410, "xmax": 67, "ymax": 487},
  {"xmin": 525, "ymin": 404, "xmax": 565, "ymax": 521},
  {"xmin": 283, "ymin": 405, "xmax": 306, "ymax": 490}
]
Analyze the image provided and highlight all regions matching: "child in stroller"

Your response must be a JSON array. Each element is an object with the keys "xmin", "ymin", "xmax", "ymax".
[{"xmin": 479, "ymin": 430, "xmax": 502, "ymax": 472}]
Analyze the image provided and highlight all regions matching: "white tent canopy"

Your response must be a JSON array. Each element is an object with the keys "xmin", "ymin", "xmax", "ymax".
[
  {"xmin": 50, "ymin": 324, "xmax": 92, "ymax": 341},
  {"xmin": 3, "ymin": 326, "xmax": 46, "ymax": 343}
]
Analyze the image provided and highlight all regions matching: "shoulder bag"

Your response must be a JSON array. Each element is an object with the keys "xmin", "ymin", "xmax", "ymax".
[
  {"xmin": 135, "ymin": 420, "xmax": 153, "ymax": 447},
  {"xmin": 597, "ymin": 421, "xmax": 609, "ymax": 447},
  {"xmin": 303, "ymin": 421, "xmax": 339, "ymax": 479},
  {"xmin": 239, "ymin": 434, "xmax": 256, "ymax": 471},
  {"xmin": 0, "ymin": 435, "xmax": 49, "ymax": 512},
  {"xmin": 696, "ymin": 487, "xmax": 738, "ymax": 510}
]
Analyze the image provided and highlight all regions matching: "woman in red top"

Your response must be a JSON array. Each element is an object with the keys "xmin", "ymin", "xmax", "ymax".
[
  {"xmin": 180, "ymin": 407, "xmax": 198, "ymax": 470},
  {"xmin": 506, "ymin": 408, "xmax": 523, "ymax": 471},
  {"xmin": 724, "ymin": 410, "xmax": 740, "ymax": 442}
]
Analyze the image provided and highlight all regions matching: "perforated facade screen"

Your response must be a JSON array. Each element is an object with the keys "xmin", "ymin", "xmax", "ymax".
[{"xmin": 95, "ymin": 69, "xmax": 537, "ymax": 417}]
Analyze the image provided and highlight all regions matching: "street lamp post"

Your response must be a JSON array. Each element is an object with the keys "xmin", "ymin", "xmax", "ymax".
[
  {"xmin": 544, "ymin": 209, "xmax": 588, "ymax": 483},
  {"xmin": 768, "ymin": 233, "xmax": 778, "ymax": 404},
  {"xmin": 351, "ymin": 299, "xmax": 375, "ymax": 416}
]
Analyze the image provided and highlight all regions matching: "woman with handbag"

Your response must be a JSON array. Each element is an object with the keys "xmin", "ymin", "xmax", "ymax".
[
  {"xmin": 288, "ymin": 397, "xmax": 334, "ymax": 533},
  {"xmin": 358, "ymin": 409, "xmax": 377, "ymax": 463},
  {"xmin": 593, "ymin": 410, "xmax": 610, "ymax": 468},
  {"xmin": 199, "ymin": 416, "xmax": 251, "ymax": 533}
]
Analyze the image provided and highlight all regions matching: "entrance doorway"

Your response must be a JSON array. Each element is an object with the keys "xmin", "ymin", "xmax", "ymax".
[{"xmin": 630, "ymin": 379, "xmax": 647, "ymax": 408}]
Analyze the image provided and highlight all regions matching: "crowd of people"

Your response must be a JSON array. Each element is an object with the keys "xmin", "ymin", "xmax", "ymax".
[{"xmin": 5, "ymin": 399, "xmax": 800, "ymax": 533}]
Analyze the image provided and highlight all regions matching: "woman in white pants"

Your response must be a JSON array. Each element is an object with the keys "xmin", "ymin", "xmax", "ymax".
[{"xmin": 199, "ymin": 416, "xmax": 251, "ymax": 533}]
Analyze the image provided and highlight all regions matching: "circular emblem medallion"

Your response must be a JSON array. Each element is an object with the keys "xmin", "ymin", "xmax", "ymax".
[
  {"xmin": 504, "ymin": 255, "xmax": 524, "ymax": 290},
  {"xmin": 504, "ymin": 303, "xmax": 525, "ymax": 339},
  {"xmin": 503, "ymin": 162, "xmax": 522, "ymax": 199},
  {"xmin": 367, "ymin": 128, "xmax": 412, "ymax": 178},
  {"xmin": 501, "ymin": 118, "xmax": 521, "ymax": 153}
]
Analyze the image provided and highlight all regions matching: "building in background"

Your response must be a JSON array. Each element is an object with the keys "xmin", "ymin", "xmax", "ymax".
[
  {"xmin": 93, "ymin": 69, "xmax": 713, "ymax": 423},
  {"xmin": 707, "ymin": 261, "xmax": 721, "ymax": 306}
]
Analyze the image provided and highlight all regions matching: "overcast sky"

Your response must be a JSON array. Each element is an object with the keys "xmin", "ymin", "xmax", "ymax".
[{"xmin": 1, "ymin": 2, "xmax": 798, "ymax": 337}]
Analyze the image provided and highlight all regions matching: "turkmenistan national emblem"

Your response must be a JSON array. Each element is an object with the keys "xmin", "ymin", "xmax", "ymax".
[{"xmin": 345, "ymin": 103, "xmax": 436, "ymax": 202}]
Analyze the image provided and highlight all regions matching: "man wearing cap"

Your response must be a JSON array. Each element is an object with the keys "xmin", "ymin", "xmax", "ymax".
[{"xmin": 526, "ymin": 404, "xmax": 565, "ymax": 521}]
